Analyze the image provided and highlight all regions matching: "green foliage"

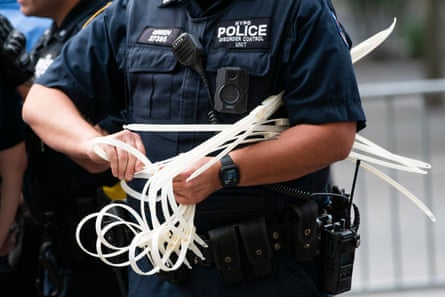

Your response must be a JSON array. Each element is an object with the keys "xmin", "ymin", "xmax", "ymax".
[
  {"xmin": 403, "ymin": 20, "xmax": 425, "ymax": 58},
  {"xmin": 346, "ymin": 0, "xmax": 405, "ymax": 9}
]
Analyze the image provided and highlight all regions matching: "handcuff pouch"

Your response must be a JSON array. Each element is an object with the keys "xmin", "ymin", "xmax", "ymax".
[
  {"xmin": 285, "ymin": 200, "xmax": 319, "ymax": 263},
  {"xmin": 208, "ymin": 225, "xmax": 244, "ymax": 284},
  {"xmin": 238, "ymin": 217, "xmax": 274, "ymax": 278}
]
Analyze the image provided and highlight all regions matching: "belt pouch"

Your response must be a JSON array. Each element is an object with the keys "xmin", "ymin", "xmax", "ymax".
[
  {"xmin": 208, "ymin": 225, "xmax": 244, "ymax": 284},
  {"xmin": 238, "ymin": 217, "xmax": 274, "ymax": 278},
  {"xmin": 285, "ymin": 200, "xmax": 319, "ymax": 262}
]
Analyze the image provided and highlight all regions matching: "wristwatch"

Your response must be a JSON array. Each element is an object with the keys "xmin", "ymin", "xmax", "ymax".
[{"xmin": 219, "ymin": 154, "xmax": 240, "ymax": 188}]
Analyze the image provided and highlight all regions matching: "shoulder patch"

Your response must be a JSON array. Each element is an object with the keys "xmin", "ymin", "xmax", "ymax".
[{"xmin": 214, "ymin": 18, "xmax": 271, "ymax": 49}]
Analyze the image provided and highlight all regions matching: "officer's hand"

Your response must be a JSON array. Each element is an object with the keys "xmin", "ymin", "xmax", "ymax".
[
  {"xmin": 0, "ymin": 15, "xmax": 34, "ymax": 88},
  {"xmin": 173, "ymin": 157, "xmax": 222, "ymax": 205},
  {"xmin": 87, "ymin": 130, "xmax": 146, "ymax": 181}
]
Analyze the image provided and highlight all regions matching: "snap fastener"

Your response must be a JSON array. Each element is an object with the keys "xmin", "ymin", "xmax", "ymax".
[{"xmin": 272, "ymin": 232, "xmax": 280, "ymax": 239}]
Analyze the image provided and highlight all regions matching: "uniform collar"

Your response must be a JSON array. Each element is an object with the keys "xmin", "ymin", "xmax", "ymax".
[
  {"xmin": 55, "ymin": 0, "xmax": 109, "ymax": 41},
  {"xmin": 174, "ymin": 0, "xmax": 233, "ymax": 18}
]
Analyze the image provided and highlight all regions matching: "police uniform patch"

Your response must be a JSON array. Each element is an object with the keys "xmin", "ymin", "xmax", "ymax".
[
  {"xmin": 137, "ymin": 27, "xmax": 181, "ymax": 46},
  {"xmin": 35, "ymin": 54, "xmax": 55, "ymax": 79},
  {"xmin": 214, "ymin": 18, "xmax": 271, "ymax": 49}
]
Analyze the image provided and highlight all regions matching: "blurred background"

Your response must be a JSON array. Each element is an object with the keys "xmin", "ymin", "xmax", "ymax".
[{"xmin": 332, "ymin": 0, "xmax": 444, "ymax": 296}]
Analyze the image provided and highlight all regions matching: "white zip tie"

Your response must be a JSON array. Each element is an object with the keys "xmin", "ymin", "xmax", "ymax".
[
  {"xmin": 76, "ymin": 92, "xmax": 286, "ymax": 274},
  {"xmin": 75, "ymin": 18, "xmax": 434, "ymax": 276},
  {"xmin": 351, "ymin": 159, "xmax": 436, "ymax": 222},
  {"xmin": 350, "ymin": 18, "xmax": 397, "ymax": 64}
]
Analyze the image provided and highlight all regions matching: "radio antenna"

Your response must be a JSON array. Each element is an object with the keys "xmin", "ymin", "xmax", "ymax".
[{"xmin": 347, "ymin": 159, "xmax": 361, "ymax": 228}]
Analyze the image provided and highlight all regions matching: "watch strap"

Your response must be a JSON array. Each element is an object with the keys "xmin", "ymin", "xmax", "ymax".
[{"xmin": 220, "ymin": 154, "xmax": 234, "ymax": 167}]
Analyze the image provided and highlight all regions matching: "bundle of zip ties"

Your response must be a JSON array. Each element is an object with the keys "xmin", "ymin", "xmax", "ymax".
[
  {"xmin": 76, "ymin": 93, "xmax": 287, "ymax": 275},
  {"xmin": 75, "ymin": 18, "xmax": 435, "ymax": 275}
]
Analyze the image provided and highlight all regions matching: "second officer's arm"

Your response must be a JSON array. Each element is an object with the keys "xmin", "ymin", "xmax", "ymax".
[{"xmin": 22, "ymin": 84, "xmax": 145, "ymax": 181}]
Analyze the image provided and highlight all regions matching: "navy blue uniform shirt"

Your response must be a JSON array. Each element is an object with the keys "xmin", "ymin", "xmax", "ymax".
[
  {"xmin": 36, "ymin": 1, "xmax": 365, "ymax": 296},
  {"xmin": 36, "ymin": 0, "xmax": 366, "ymax": 226},
  {"xmin": 38, "ymin": 0, "xmax": 365, "ymax": 199}
]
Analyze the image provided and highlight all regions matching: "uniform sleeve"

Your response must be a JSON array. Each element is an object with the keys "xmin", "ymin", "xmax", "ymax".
[
  {"xmin": 281, "ymin": 0, "xmax": 366, "ymax": 131},
  {"xmin": 0, "ymin": 85, "xmax": 25, "ymax": 150},
  {"xmin": 35, "ymin": 0, "xmax": 127, "ymax": 126}
]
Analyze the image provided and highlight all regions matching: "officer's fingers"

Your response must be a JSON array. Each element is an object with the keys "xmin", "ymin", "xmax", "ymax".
[
  {"xmin": 95, "ymin": 144, "xmax": 118, "ymax": 176},
  {"xmin": 173, "ymin": 171, "xmax": 188, "ymax": 183},
  {"xmin": 120, "ymin": 132, "xmax": 145, "ymax": 179},
  {"xmin": 113, "ymin": 145, "xmax": 131, "ymax": 180},
  {"xmin": 112, "ymin": 130, "xmax": 146, "ymax": 180},
  {"xmin": 105, "ymin": 147, "xmax": 130, "ymax": 180},
  {"xmin": 174, "ymin": 191, "xmax": 191, "ymax": 205},
  {"xmin": 133, "ymin": 135, "xmax": 146, "ymax": 172},
  {"xmin": 121, "ymin": 148, "xmax": 138, "ymax": 181}
]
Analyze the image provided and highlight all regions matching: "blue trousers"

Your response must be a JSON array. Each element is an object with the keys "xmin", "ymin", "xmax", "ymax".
[{"xmin": 128, "ymin": 254, "xmax": 329, "ymax": 297}]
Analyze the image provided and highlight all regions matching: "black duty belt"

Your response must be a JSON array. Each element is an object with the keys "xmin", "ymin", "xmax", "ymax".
[{"xmin": 158, "ymin": 200, "xmax": 320, "ymax": 284}]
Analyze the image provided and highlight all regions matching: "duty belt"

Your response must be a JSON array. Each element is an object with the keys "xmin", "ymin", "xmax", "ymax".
[{"xmin": 158, "ymin": 199, "xmax": 320, "ymax": 284}]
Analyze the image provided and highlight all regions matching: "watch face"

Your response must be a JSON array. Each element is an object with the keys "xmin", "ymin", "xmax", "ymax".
[{"xmin": 222, "ymin": 167, "xmax": 240, "ymax": 187}]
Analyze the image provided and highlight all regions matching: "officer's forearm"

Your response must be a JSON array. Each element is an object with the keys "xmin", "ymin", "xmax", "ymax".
[
  {"xmin": 22, "ymin": 84, "xmax": 105, "ymax": 170},
  {"xmin": 229, "ymin": 122, "xmax": 356, "ymax": 187},
  {"xmin": 0, "ymin": 142, "xmax": 26, "ymax": 253}
]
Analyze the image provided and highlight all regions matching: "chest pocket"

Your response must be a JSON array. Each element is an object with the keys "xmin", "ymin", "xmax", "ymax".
[
  {"xmin": 207, "ymin": 49, "xmax": 271, "ymax": 77},
  {"xmin": 125, "ymin": 45, "xmax": 178, "ymax": 122},
  {"xmin": 206, "ymin": 48, "xmax": 275, "ymax": 112}
]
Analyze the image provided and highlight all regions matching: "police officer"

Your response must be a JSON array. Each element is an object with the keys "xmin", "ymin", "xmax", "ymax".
[
  {"xmin": 0, "ymin": 12, "xmax": 28, "ymax": 255},
  {"xmin": 3, "ymin": 0, "xmax": 125, "ymax": 296},
  {"xmin": 23, "ymin": 0, "xmax": 366, "ymax": 296},
  {"xmin": 0, "ymin": 84, "xmax": 26, "ymax": 257}
]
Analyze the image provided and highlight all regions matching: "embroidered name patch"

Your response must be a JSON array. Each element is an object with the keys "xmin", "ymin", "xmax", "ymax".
[
  {"xmin": 137, "ymin": 27, "xmax": 181, "ymax": 46},
  {"xmin": 215, "ymin": 18, "xmax": 271, "ymax": 49}
]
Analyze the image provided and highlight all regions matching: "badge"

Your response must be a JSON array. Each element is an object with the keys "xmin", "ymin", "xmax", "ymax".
[
  {"xmin": 35, "ymin": 54, "xmax": 55, "ymax": 78},
  {"xmin": 214, "ymin": 18, "xmax": 271, "ymax": 49}
]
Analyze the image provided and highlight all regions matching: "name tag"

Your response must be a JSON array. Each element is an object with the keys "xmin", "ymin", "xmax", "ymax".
[{"xmin": 137, "ymin": 27, "xmax": 181, "ymax": 46}]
